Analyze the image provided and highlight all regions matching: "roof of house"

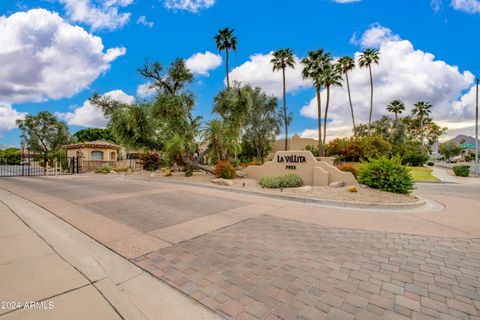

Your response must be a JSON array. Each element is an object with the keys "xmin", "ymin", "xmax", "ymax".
[{"xmin": 65, "ymin": 140, "xmax": 120, "ymax": 150}]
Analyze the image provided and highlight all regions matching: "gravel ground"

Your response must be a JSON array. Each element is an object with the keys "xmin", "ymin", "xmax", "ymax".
[{"xmin": 127, "ymin": 170, "xmax": 419, "ymax": 204}]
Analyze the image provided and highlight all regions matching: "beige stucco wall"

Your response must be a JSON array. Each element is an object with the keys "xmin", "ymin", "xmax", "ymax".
[
  {"xmin": 67, "ymin": 147, "xmax": 119, "ymax": 161},
  {"xmin": 244, "ymin": 151, "xmax": 356, "ymax": 186}
]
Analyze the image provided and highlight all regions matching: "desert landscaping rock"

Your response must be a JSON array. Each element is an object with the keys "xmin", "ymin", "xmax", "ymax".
[
  {"xmin": 329, "ymin": 181, "xmax": 346, "ymax": 188},
  {"xmin": 211, "ymin": 178, "xmax": 234, "ymax": 186}
]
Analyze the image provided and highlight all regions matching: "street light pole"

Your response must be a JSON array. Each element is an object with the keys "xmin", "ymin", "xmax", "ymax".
[{"xmin": 475, "ymin": 78, "xmax": 479, "ymax": 177}]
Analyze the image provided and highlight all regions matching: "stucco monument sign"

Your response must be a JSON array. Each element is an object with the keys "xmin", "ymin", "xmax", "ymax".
[{"xmin": 244, "ymin": 151, "xmax": 356, "ymax": 186}]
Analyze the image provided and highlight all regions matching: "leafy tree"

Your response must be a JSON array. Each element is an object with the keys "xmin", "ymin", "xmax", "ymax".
[
  {"xmin": 93, "ymin": 58, "xmax": 202, "ymax": 167},
  {"xmin": 439, "ymin": 141, "xmax": 462, "ymax": 161},
  {"xmin": 241, "ymin": 88, "xmax": 282, "ymax": 162},
  {"xmin": 358, "ymin": 48, "xmax": 380, "ymax": 132},
  {"xmin": 411, "ymin": 101, "xmax": 432, "ymax": 149},
  {"xmin": 213, "ymin": 82, "xmax": 253, "ymax": 130},
  {"xmin": 0, "ymin": 148, "xmax": 20, "ymax": 165},
  {"xmin": 16, "ymin": 111, "xmax": 69, "ymax": 172},
  {"xmin": 337, "ymin": 56, "xmax": 356, "ymax": 134},
  {"xmin": 214, "ymin": 28, "xmax": 237, "ymax": 88},
  {"xmin": 387, "ymin": 99, "xmax": 405, "ymax": 120},
  {"xmin": 322, "ymin": 61, "xmax": 343, "ymax": 149},
  {"xmin": 301, "ymin": 49, "xmax": 330, "ymax": 154},
  {"xmin": 271, "ymin": 48, "xmax": 295, "ymax": 150},
  {"xmin": 73, "ymin": 128, "xmax": 116, "ymax": 143}
]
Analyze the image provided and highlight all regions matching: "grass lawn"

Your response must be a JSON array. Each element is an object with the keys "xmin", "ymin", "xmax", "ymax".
[{"xmin": 409, "ymin": 166, "xmax": 440, "ymax": 182}]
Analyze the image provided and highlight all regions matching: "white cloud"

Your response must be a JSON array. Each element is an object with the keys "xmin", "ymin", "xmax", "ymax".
[
  {"xmin": 0, "ymin": 104, "xmax": 26, "ymax": 136},
  {"xmin": 136, "ymin": 83, "xmax": 156, "ymax": 98},
  {"xmin": 229, "ymin": 52, "xmax": 310, "ymax": 97},
  {"xmin": 0, "ymin": 9, "xmax": 126, "ymax": 104},
  {"xmin": 164, "ymin": 0, "xmax": 215, "ymax": 12},
  {"xmin": 431, "ymin": 0, "xmax": 443, "ymax": 12},
  {"xmin": 185, "ymin": 51, "xmax": 222, "ymax": 76},
  {"xmin": 136, "ymin": 15, "xmax": 154, "ymax": 28},
  {"xmin": 58, "ymin": 90, "xmax": 134, "ymax": 128},
  {"xmin": 300, "ymin": 25, "xmax": 474, "ymax": 140},
  {"xmin": 350, "ymin": 23, "xmax": 400, "ymax": 48},
  {"xmin": 59, "ymin": 0, "xmax": 133, "ymax": 31},
  {"xmin": 451, "ymin": 0, "xmax": 480, "ymax": 13}
]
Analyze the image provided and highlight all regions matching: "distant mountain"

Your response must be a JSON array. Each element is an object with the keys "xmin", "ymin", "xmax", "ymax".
[{"xmin": 447, "ymin": 135, "xmax": 479, "ymax": 145}]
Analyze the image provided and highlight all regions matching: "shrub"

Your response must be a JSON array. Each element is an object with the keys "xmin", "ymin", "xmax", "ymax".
[
  {"xmin": 357, "ymin": 157, "xmax": 414, "ymax": 194},
  {"xmin": 464, "ymin": 155, "xmax": 471, "ymax": 162},
  {"xmin": 403, "ymin": 150, "xmax": 429, "ymax": 167},
  {"xmin": 184, "ymin": 167, "xmax": 193, "ymax": 177},
  {"xmin": 214, "ymin": 160, "xmax": 236, "ymax": 179},
  {"xmin": 348, "ymin": 185, "xmax": 358, "ymax": 193},
  {"xmin": 101, "ymin": 163, "xmax": 112, "ymax": 174},
  {"xmin": 305, "ymin": 144, "xmax": 320, "ymax": 157},
  {"xmin": 259, "ymin": 173, "xmax": 303, "ymax": 189},
  {"xmin": 453, "ymin": 165, "xmax": 470, "ymax": 177},
  {"xmin": 338, "ymin": 163, "xmax": 358, "ymax": 178},
  {"xmin": 427, "ymin": 161, "xmax": 434, "ymax": 166},
  {"xmin": 142, "ymin": 153, "xmax": 160, "ymax": 171},
  {"xmin": 325, "ymin": 135, "xmax": 392, "ymax": 162}
]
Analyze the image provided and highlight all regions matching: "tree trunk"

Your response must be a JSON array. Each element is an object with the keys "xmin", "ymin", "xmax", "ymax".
[
  {"xmin": 323, "ymin": 85, "xmax": 330, "ymax": 156},
  {"xmin": 368, "ymin": 65, "xmax": 374, "ymax": 133},
  {"xmin": 282, "ymin": 67, "xmax": 288, "ymax": 151},
  {"xmin": 345, "ymin": 71, "xmax": 356, "ymax": 135},
  {"xmin": 316, "ymin": 88, "xmax": 323, "ymax": 155},
  {"xmin": 184, "ymin": 157, "xmax": 214, "ymax": 174},
  {"xmin": 420, "ymin": 117, "xmax": 424, "ymax": 150},
  {"xmin": 226, "ymin": 48, "xmax": 230, "ymax": 89}
]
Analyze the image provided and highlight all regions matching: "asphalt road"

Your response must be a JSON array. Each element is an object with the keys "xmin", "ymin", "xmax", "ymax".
[{"xmin": 415, "ymin": 182, "xmax": 480, "ymax": 201}]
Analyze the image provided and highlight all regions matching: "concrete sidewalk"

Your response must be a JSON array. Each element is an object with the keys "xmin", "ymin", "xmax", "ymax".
[
  {"xmin": 0, "ymin": 189, "xmax": 223, "ymax": 320},
  {"xmin": 431, "ymin": 166, "xmax": 480, "ymax": 184}
]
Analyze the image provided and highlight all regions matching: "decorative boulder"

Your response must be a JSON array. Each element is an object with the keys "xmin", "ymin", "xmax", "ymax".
[
  {"xmin": 329, "ymin": 181, "xmax": 346, "ymax": 188},
  {"xmin": 211, "ymin": 178, "xmax": 234, "ymax": 186}
]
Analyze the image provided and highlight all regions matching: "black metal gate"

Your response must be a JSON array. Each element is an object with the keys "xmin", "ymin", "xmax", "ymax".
[{"xmin": 0, "ymin": 151, "xmax": 78, "ymax": 177}]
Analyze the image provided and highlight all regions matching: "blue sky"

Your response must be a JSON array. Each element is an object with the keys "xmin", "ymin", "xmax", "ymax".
[{"xmin": 0, "ymin": 0, "xmax": 479, "ymax": 147}]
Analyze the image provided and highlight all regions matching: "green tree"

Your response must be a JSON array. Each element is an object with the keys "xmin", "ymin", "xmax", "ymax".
[
  {"xmin": 387, "ymin": 100, "xmax": 405, "ymax": 120},
  {"xmin": 242, "ymin": 88, "xmax": 282, "ymax": 162},
  {"xmin": 73, "ymin": 128, "xmax": 116, "ymax": 143},
  {"xmin": 214, "ymin": 28, "xmax": 237, "ymax": 89},
  {"xmin": 337, "ymin": 56, "xmax": 356, "ymax": 133},
  {"xmin": 358, "ymin": 48, "xmax": 380, "ymax": 132},
  {"xmin": 16, "ymin": 111, "xmax": 69, "ymax": 173},
  {"xmin": 271, "ymin": 48, "xmax": 295, "ymax": 150},
  {"xmin": 301, "ymin": 49, "xmax": 330, "ymax": 154},
  {"xmin": 322, "ymin": 61, "xmax": 343, "ymax": 150},
  {"xmin": 213, "ymin": 82, "xmax": 253, "ymax": 130},
  {"xmin": 411, "ymin": 101, "xmax": 433, "ymax": 149},
  {"xmin": 439, "ymin": 141, "xmax": 462, "ymax": 161}
]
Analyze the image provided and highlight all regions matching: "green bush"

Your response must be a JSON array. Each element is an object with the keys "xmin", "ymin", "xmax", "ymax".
[
  {"xmin": 464, "ymin": 155, "xmax": 471, "ymax": 162},
  {"xmin": 259, "ymin": 173, "xmax": 303, "ymax": 189},
  {"xmin": 214, "ymin": 160, "xmax": 236, "ymax": 179},
  {"xmin": 403, "ymin": 150, "xmax": 429, "ymax": 167},
  {"xmin": 427, "ymin": 161, "xmax": 434, "ymax": 166},
  {"xmin": 453, "ymin": 165, "xmax": 470, "ymax": 177},
  {"xmin": 357, "ymin": 157, "xmax": 414, "ymax": 194},
  {"xmin": 101, "ymin": 163, "xmax": 112, "ymax": 174}
]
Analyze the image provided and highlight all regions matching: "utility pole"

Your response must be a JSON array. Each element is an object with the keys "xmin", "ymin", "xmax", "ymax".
[{"xmin": 476, "ymin": 78, "xmax": 479, "ymax": 177}]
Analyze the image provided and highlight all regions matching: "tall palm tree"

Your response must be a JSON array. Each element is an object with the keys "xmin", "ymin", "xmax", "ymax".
[
  {"xmin": 271, "ymin": 48, "xmax": 295, "ymax": 151},
  {"xmin": 322, "ymin": 62, "xmax": 343, "ymax": 149},
  {"xmin": 301, "ymin": 49, "xmax": 330, "ymax": 155},
  {"xmin": 337, "ymin": 56, "xmax": 356, "ymax": 134},
  {"xmin": 214, "ymin": 28, "xmax": 237, "ymax": 89},
  {"xmin": 411, "ymin": 101, "xmax": 432, "ymax": 149},
  {"xmin": 387, "ymin": 99, "xmax": 405, "ymax": 120},
  {"xmin": 358, "ymin": 48, "xmax": 380, "ymax": 133}
]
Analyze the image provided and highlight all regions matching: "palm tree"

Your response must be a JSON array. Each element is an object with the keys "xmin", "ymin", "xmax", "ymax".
[
  {"xmin": 358, "ymin": 48, "xmax": 380, "ymax": 133},
  {"xmin": 337, "ymin": 56, "xmax": 356, "ymax": 134},
  {"xmin": 202, "ymin": 120, "xmax": 225, "ymax": 162},
  {"xmin": 214, "ymin": 28, "xmax": 237, "ymax": 89},
  {"xmin": 271, "ymin": 48, "xmax": 295, "ymax": 151},
  {"xmin": 301, "ymin": 49, "xmax": 330, "ymax": 155},
  {"xmin": 387, "ymin": 100, "xmax": 405, "ymax": 120},
  {"xmin": 411, "ymin": 101, "xmax": 432, "ymax": 149},
  {"xmin": 322, "ymin": 62, "xmax": 343, "ymax": 149}
]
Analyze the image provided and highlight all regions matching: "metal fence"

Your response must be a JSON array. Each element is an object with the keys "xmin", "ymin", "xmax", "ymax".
[{"xmin": 0, "ymin": 152, "xmax": 78, "ymax": 177}]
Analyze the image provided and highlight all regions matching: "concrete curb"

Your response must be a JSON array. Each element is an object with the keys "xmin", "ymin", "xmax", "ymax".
[{"xmin": 124, "ymin": 176, "xmax": 427, "ymax": 211}]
